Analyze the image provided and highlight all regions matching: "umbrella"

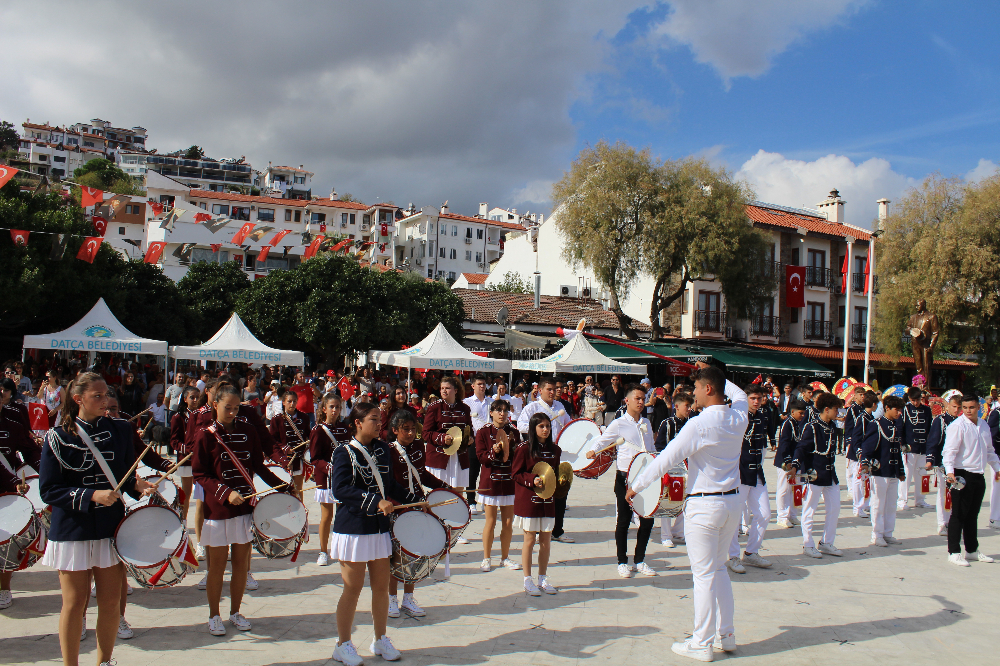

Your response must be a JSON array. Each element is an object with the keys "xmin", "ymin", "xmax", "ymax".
[
  {"xmin": 882, "ymin": 384, "xmax": 908, "ymax": 400},
  {"xmin": 838, "ymin": 382, "xmax": 873, "ymax": 400},
  {"xmin": 926, "ymin": 394, "xmax": 946, "ymax": 417},
  {"xmin": 941, "ymin": 389, "xmax": 963, "ymax": 402},
  {"xmin": 832, "ymin": 377, "xmax": 857, "ymax": 396},
  {"xmin": 809, "ymin": 381, "xmax": 829, "ymax": 393}
]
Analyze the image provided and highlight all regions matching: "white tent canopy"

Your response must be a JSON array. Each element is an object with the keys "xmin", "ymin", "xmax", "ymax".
[
  {"xmin": 23, "ymin": 298, "xmax": 168, "ymax": 356},
  {"xmin": 169, "ymin": 313, "xmax": 304, "ymax": 366},
  {"xmin": 512, "ymin": 332, "xmax": 646, "ymax": 375},
  {"xmin": 376, "ymin": 323, "xmax": 511, "ymax": 372}
]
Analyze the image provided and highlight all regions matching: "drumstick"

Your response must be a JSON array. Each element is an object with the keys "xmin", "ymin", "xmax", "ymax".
[
  {"xmin": 592, "ymin": 437, "xmax": 626, "ymax": 455},
  {"xmin": 242, "ymin": 482, "xmax": 289, "ymax": 500},
  {"xmin": 129, "ymin": 406, "xmax": 152, "ymax": 422},
  {"xmin": 114, "ymin": 441, "xmax": 155, "ymax": 493},
  {"xmin": 152, "ymin": 453, "xmax": 193, "ymax": 486},
  {"xmin": 394, "ymin": 498, "xmax": 459, "ymax": 510}
]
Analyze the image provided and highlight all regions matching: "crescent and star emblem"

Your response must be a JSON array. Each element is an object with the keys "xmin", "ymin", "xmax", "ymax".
[
  {"xmin": 789, "ymin": 272, "xmax": 801, "ymax": 293},
  {"xmin": 88, "ymin": 241, "xmax": 97, "ymax": 252}
]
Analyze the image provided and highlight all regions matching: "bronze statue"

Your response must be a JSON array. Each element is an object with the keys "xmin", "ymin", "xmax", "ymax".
[{"xmin": 904, "ymin": 299, "xmax": 940, "ymax": 379}]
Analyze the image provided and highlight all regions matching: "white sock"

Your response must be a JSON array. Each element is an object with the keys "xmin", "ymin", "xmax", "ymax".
[{"xmin": 524, "ymin": 576, "xmax": 533, "ymax": 584}]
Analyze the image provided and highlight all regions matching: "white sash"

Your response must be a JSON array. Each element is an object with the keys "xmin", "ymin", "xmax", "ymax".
[
  {"xmin": 0, "ymin": 450, "xmax": 14, "ymax": 475},
  {"xmin": 391, "ymin": 442, "xmax": 421, "ymax": 496},
  {"xmin": 78, "ymin": 425, "xmax": 120, "ymax": 489},
  {"xmin": 348, "ymin": 439, "xmax": 386, "ymax": 500}
]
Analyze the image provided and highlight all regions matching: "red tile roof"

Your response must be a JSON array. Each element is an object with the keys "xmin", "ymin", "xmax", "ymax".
[
  {"xmin": 746, "ymin": 203, "xmax": 871, "ymax": 242},
  {"xmin": 461, "ymin": 273, "xmax": 489, "ymax": 285},
  {"xmin": 745, "ymin": 342, "xmax": 976, "ymax": 368},
  {"xmin": 269, "ymin": 165, "xmax": 313, "ymax": 174},
  {"xmin": 189, "ymin": 189, "xmax": 369, "ymax": 210},
  {"xmin": 399, "ymin": 210, "xmax": 528, "ymax": 232},
  {"xmin": 455, "ymin": 288, "xmax": 650, "ymax": 332}
]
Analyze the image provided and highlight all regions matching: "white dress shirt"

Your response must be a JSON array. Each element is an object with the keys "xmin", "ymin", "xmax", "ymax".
[
  {"xmin": 494, "ymin": 393, "xmax": 523, "ymax": 422},
  {"xmin": 632, "ymin": 380, "xmax": 748, "ymax": 495},
  {"xmin": 463, "ymin": 394, "xmax": 493, "ymax": 433},
  {"xmin": 517, "ymin": 398, "xmax": 571, "ymax": 437},
  {"xmin": 943, "ymin": 414, "xmax": 1000, "ymax": 475},
  {"xmin": 588, "ymin": 411, "xmax": 654, "ymax": 472}
]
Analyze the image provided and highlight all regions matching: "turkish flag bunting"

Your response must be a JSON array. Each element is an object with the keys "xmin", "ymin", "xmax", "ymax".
[
  {"xmin": 862, "ymin": 252, "xmax": 871, "ymax": 294},
  {"xmin": 29, "ymin": 403, "xmax": 49, "ymax": 430},
  {"xmin": 231, "ymin": 222, "xmax": 255, "ymax": 245},
  {"xmin": 10, "ymin": 230, "xmax": 29, "ymax": 247},
  {"xmin": 0, "ymin": 165, "xmax": 19, "ymax": 189},
  {"xmin": 786, "ymin": 265, "xmax": 806, "ymax": 308},
  {"xmin": 269, "ymin": 229, "xmax": 292, "ymax": 246},
  {"xmin": 210, "ymin": 244, "xmax": 222, "ymax": 253},
  {"xmin": 256, "ymin": 245, "xmax": 271, "ymax": 262},
  {"xmin": 319, "ymin": 224, "xmax": 326, "ymax": 233},
  {"xmin": 80, "ymin": 187, "xmax": 103, "ymax": 207},
  {"xmin": 148, "ymin": 200, "xmax": 164, "ymax": 216},
  {"xmin": 331, "ymin": 240, "xmax": 350, "ymax": 252},
  {"xmin": 194, "ymin": 212, "xmax": 211, "ymax": 222},
  {"xmin": 143, "ymin": 241, "xmax": 166, "ymax": 264},
  {"xmin": 303, "ymin": 236, "xmax": 323, "ymax": 259},
  {"xmin": 92, "ymin": 216, "xmax": 108, "ymax": 236},
  {"xmin": 381, "ymin": 223, "xmax": 388, "ymax": 237},
  {"xmin": 76, "ymin": 237, "xmax": 102, "ymax": 263},
  {"xmin": 840, "ymin": 252, "xmax": 850, "ymax": 293}
]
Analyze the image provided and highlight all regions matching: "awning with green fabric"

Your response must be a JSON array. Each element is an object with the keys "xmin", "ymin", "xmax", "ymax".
[
  {"xmin": 589, "ymin": 341, "xmax": 708, "ymax": 363},
  {"xmin": 701, "ymin": 347, "xmax": 834, "ymax": 378}
]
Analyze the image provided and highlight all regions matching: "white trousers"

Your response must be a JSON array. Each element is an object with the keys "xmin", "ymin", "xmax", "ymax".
[
  {"xmin": 660, "ymin": 512, "xmax": 684, "ymax": 541},
  {"xmin": 990, "ymin": 471, "xmax": 1000, "ymax": 523},
  {"xmin": 800, "ymin": 484, "xmax": 840, "ymax": 548},
  {"xmin": 934, "ymin": 468, "xmax": 951, "ymax": 529},
  {"xmin": 683, "ymin": 495, "xmax": 742, "ymax": 650},
  {"xmin": 897, "ymin": 453, "xmax": 925, "ymax": 508},
  {"xmin": 846, "ymin": 460, "xmax": 870, "ymax": 514},
  {"xmin": 870, "ymin": 476, "xmax": 898, "ymax": 539},
  {"xmin": 775, "ymin": 472, "xmax": 799, "ymax": 520},
  {"xmin": 729, "ymin": 484, "xmax": 770, "ymax": 557}
]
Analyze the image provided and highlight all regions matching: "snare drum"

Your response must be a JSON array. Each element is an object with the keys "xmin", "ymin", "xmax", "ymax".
[
  {"xmin": 426, "ymin": 488, "xmax": 471, "ymax": 548},
  {"xmin": 22, "ymin": 475, "xmax": 52, "ymax": 530},
  {"xmin": 557, "ymin": 419, "xmax": 613, "ymax": 479},
  {"xmin": 126, "ymin": 475, "xmax": 181, "ymax": 513},
  {"xmin": 114, "ymin": 505, "xmax": 194, "ymax": 588},
  {"xmin": 625, "ymin": 452, "xmax": 661, "ymax": 518},
  {"xmin": 0, "ymin": 493, "xmax": 45, "ymax": 572},
  {"xmin": 390, "ymin": 509, "xmax": 448, "ymax": 583},
  {"xmin": 253, "ymin": 465, "xmax": 293, "ymax": 497},
  {"xmin": 251, "ymin": 492, "xmax": 308, "ymax": 559}
]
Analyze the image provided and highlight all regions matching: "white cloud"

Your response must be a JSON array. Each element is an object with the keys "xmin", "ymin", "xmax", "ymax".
[
  {"xmin": 736, "ymin": 150, "xmax": 917, "ymax": 228},
  {"xmin": 508, "ymin": 179, "xmax": 556, "ymax": 207},
  {"xmin": 966, "ymin": 159, "xmax": 999, "ymax": 183},
  {"xmin": 653, "ymin": 0, "xmax": 870, "ymax": 80}
]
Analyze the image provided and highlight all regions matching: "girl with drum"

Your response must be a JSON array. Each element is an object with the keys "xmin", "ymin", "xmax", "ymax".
[
  {"xmin": 192, "ymin": 384, "xmax": 287, "ymax": 637},
  {"xmin": 38, "ymin": 373, "xmax": 155, "ymax": 666},
  {"xmin": 0, "ymin": 407, "xmax": 40, "ymax": 610},
  {"xmin": 169, "ymin": 386, "xmax": 200, "ymax": 534},
  {"xmin": 310, "ymin": 392, "xmax": 349, "ymax": 566},
  {"xmin": 476, "ymin": 400, "xmax": 521, "ymax": 573},
  {"xmin": 511, "ymin": 412, "xmax": 561, "ymax": 596},
  {"xmin": 330, "ymin": 402, "xmax": 424, "ymax": 666},
  {"xmin": 268, "ymin": 391, "xmax": 308, "ymax": 499}
]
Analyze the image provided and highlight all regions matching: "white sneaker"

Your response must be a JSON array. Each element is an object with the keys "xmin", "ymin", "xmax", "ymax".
[
  {"xmin": 803, "ymin": 546, "xmax": 823, "ymax": 559},
  {"xmin": 80, "ymin": 616, "xmax": 87, "ymax": 641},
  {"xmin": 967, "ymin": 551, "xmax": 995, "ymax": 563},
  {"xmin": 662, "ymin": 539, "xmax": 676, "ymax": 548},
  {"xmin": 197, "ymin": 575, "xmax": 208, "ymax": 590},
  {"xmin": 387, "ymin": 596, "xmax": 400, "ymax": 618},
  {"xmin": 195, "ymin": 543, "xmax": 206, "ymax": 561},
  {"xmin": 524, "ymin": 577, "xmax": 542, "ymax": 596},
  {"xmin": 371, "ymin": 634, "xmax": 401, "ymax": 661},
  {"xmin": 552, "ymin": 534, "xmax": 575, "ymax": 543},
  {"xmin": 948, "ymin": 553, "xmax": 971, "ymax": 567},
  {"xmin": 870, "ymin": 537, "xmax": 888, "ymax": 547},
  {"xmin": 538, "ymin": 576, "xmax": 558, "ymax": 594},
  {"xmin": 125, "ymin": 582, "xmax": 133, "ymax": 595},
  {"xmin": 635, "ymin": 562, "xmax": 658, "ymax": 576},
  {"xmin": 938, "ymin": 525, "xmax": 949, "ymax": 536},
  {"xmin": 714, "ymin": 632, "xmax": 736, "ymax": 652},
  {"xmin": 501, "ymin": 558, "xmax": 522, "ymax": 570},
  {"xmin": 317, "ymin": 552, "xmax": 331, "ymax": 566},
  {"xmin": 817, "ymin": 542, "xmax": 843, "ymax": 557},
  {"xmin": 480, "ymin": 558, "xmax": 491, "ymax": 572},
  {"xmin": 90, "ymin": 583, "xmax": 97, "ymax": 598},
  {"xmin": 401, "ymin": 593, "xmax": 426, "ymax": 616},
  {"xmin": 739, "ymin": 525, "xmax": 748, "ymax": 536},
  {"xmin": 915, "ymin": 501, "xmax": 932, "ymax": 509},
  {"xmin": 671, "ymin": 639, "xmax": 714, "ymax": 662},
  {"xmin": 857, "ymin": 510, "xmax": 870, "ymax": 518},
  {"xmin": 117, "ymin": 616, "xmax": 133, "ymax": 639},
  {"xmin": 456, "ymin": 536, "xmax": 470, "ymax": 545},
  {"xmin": 990, "ymin": 520, "xmax": 1000, "ymax": 530},
  {"xmin": 777, "ymin": 518, "xmax": 794, "ymax": 529},
  {"xmin": 208, "ymin": 615, "xmax": 226, "ymax": 636},
  {"xmin": 333, "ymin": 640, "xmax": 364, "ymax": 666},
  {"xmin": 229, "ymin": 612, "xmax": 252, "ymax": 631},
  {"xmin": 0, "ymin": 590, "xmax": 11, "ymax": 609},
  {"xmin": 742, "ymin": 552, "xmax": 772, "ymax": 568},
  {"xmin": 726, "ymin": 556, "xmax": 746, "ymax": 573},
  {"xmin": 788, "ymin": 516, "xmax": 800, "ymax": 526},
  {"xmin": 884, "ymin": 536, "xmax": 901, "ymax": 545},
  {"xmin": 245, "ymin": 573, "xmax": 259, "ymax": 591},
  {"xmin": 617, "ymin": 563, "xmax": 633, "ymax": 578}
]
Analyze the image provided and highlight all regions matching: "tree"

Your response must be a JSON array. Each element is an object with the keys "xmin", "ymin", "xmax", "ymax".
[
  {"xmin": 0, "ymin": 120, "xmax": 18, "ymax": 150},
  {"xmin": 72, "ymin": 158, "xmax": 143, "ymax": 194},
  {"xmin": 176, "ymin": 261, "xmax": 251, "ymax": 342},
  {"xmin": 486, "ymin": 271, "xmax": 532, "ymax": 294},
  {"xmin": 183, "ymin": 145, "xmax": 205, "ymax": 160},
  {"xmin": 874, "ymin": 173, "xmax": 1000, "ymax": 387},
  {"xmin": 338, "ymin": 193, "xmax": 358, "ymax": 202}
]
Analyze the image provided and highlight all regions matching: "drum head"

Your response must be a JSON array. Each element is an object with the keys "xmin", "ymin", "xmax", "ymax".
[
  {"xmin": 0, "ymin": 494, "xmax": 34, "ymax": 540},
  {"xmin": 23, "ymin": 476, "xmax": 44, "ymax": 512},
  {"xmin": 115, "ymin": 506, "xmax": 183, "ymax": 567},
  {"xmin": 393, "ymin": 511, "xmax": 447, "ymax": 557},
  {"xmin": 626, "ymin": 453, "xmax": 660, "ymax": 518},
  {"xmin": 426, "ymin": 489, "xmax": 470, "ymax": 528},
  {"xmin": 556, "ymin": 419, "xmax": 603, "ymax": 471},
  {"xmin": 253, "ymin": 493, "xmax": 307, "ymax": 539},
  {"xmin": 144, "ymin": 476, "xmax": 177, "ymax": 504},
  {"xmin": 254, "ymin": 465, "xmax": 293, "ymax": 495}
]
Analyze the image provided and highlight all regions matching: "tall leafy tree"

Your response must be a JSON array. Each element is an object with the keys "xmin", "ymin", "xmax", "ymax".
[{"xmin": 177, "ymin": 261, "xmax": 251, "ymax": 342}]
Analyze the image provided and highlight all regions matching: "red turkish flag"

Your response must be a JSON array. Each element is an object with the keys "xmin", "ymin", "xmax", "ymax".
[
  {"xmin": 319, "ymin": 224, "xmax": 326, "ymax": 233},
  {"xmin": 945, "ymin": 488, "xmax": 952, "ymax": 511},
  {"xmin": 80, "ymin": 187, "xmax": 103, "ymax": 207},
  {"xmin": 92, "ymin": 216, "xmax": 108, "ymax": 236},
  {"xmin": 380, "ymin": 223, "xmax": 388, "ymax": 237},
  {"xmin": 862, "ymin": 252, "xmax": 871, "ymax": 294},
  {"xmin": 210, "ymin": 243, "xmax": 222, "ymax": 253},
  {"xmin": 0, "ymin": 165, "xmax": 19, "ymax": 189},
  {"xmin": 786, "ymin": 265, "xmax": 806, "ymax": 308},
  {"xmin": 331, "ymin": 240, "xmax": 350, "ymax": 252},
  {"xmin": 231, "ymin": 222, "xmax": 255, "ymax": 245},
  {"xmin": 921, "ymin": 474, "xmax": 930, "ymax": 494},
  {"xmin": 29, "ymin": 403, "xmax": 49, "ymax": 430},
  {"xmin": 793, "ymin": 485, "xmax": 804, "ymax": 507},
  {"xmin": 840, "ymin": 251, "xmax": 850, "ymax": 293},
  {"xmin": 10, "ymin": 230, "xmax": 29, "ymax": 247},
  {"xmin": 148, "ymin": 201, "xmax": 164, "ymax": 216},
  {"xmin": 338, "ymin": 377, "xmax": 355, "ymax": 400},
  {"xmin": 76, "ymin": 237, "xmax": 102, "ymax": 263},
  {"xmin": 666, "ymin": 475, "xmax": 685, "ymax": 501},
  {"xmin": 256, "ymin": 245, "xmax": 271, "ymax": 262},
  {"xmin": 269, "ymin": 229, "xmax": 292, "ymax": 246},
  {"xmin": 303, "ymin": 236, "xmax": 322, "ymax": 259},
  {"xmin": 143, "ymin": 241, "xmax": 166, "ymax": 264},
  {"xmin": 194, "ymin": 212, "xmax": 211, "ymax": 222},
  {"xmin": 864, "ymin": 477, "xmax": 870, "ymax": 498}
]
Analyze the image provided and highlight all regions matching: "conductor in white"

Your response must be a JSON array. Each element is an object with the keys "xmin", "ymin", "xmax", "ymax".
[{"xmin": 627, "ymin": 363, "xmax": 747, "ymax": 661}]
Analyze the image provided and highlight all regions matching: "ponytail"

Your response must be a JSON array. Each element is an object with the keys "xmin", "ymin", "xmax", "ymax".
[{"xmin": 60, "ymin": 371, "xmax": 104, "ymax": 435}]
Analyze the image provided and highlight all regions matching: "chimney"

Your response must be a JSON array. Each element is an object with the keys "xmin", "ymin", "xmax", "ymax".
[
  {"xmin": 815, "ymin": 188, "xmax": 844, "ymax": 225},
  {"xmin": 299, "ymin": 164, "xmax": 303, "ymax": 170},
  {"xmin": 877, "ymin": 198, "xmax": 890, "ymax": 231},
  {"xmin": 511, "ymin": 208, "xmax": 517, "ymax": 215},
  {"xmin": 329, "ymin": 187, "xmax": 337, "ymax": 200},
  {"xmin": 479, "ymin": 202, "xmax": 488, "ymax": 217},
  {"xmin": 440, "ymin": 200, "xmax": 449, "ymax": 214}
]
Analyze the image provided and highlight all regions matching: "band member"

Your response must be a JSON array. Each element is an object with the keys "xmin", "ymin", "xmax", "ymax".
[
  {"xmin": 0, "ymin": 378, "xmax": 32, "ymax": 433},
  {"xmin": 843, "ymin": 386, "xmax": 870, "ymax": 518},
  {"xmin": 860, "ymin": 395, "xmax": 906, "ymax": 547},
  {"xmin": 654, "ymin": 393, "xmax": 692, "ymax": 548},
  {"xmin": 310, "ymin": 392, "xmax": 349, "ymax": 566},
  {"xmin": 476, "ymin": 400, "xmax": 521, "ymax": 572},
  {"xmin": 628, "ymin": 363, "xmax": 746, "ymax": 661},
  {"xmin": 169, "ymin": 386, "xmax": 201, "ymax": 535},
  {"xmin": 942, "ymin": 395, "xmax": 1000, "ymax": 566},
  {"xmin": 988, "ymin": 403, "xmax": 1000, "ymax": 529},
  {"xmin": 0, "ymin": 397, "xmax": 41, "ymax": 609},
  {"xmin": 727, "ymin": 384, "xmax": 772, "ymax": 572},
  {"xmin": 192, "ymin": 384, "xmax": 286, "ymax": 637},
  {"xmin": 386, "ymin": 408, "xmax": 444, "ymax": 618},
  {"xmin": 789, "ymin": 391, "xmax": 843, "ymax": 558},
  {"xmin": 463, "ymin": 374, "xmax": 493, "ymax": 513},
  {"xmin": 379, "ymin": 386, "xmax": 416, "ymax": 441},
  {"xmin": 330, "ymin": 402, "xmax": 422, "ymax": 666},
  {"xmin": 587, "ymin": 385, "xmax": 657, "ymax": 578},
  {"xmin": 422, "ymin": 376, "xmax": 473, "ymax": 542},
  {"xmin": 926, "ymin": 395, "xmax": 961, "ymax": 535},
  {"xmin": 900, "ymin": 387, "xmax": 933, "ymax": 510},
  {"xmin": 268, "ymin": 391, "xmax": 308, "ymax": 499},
  {"xmin": 39, "ymin": 373, "xmax": 154, "ymax": 666},
  {"xmin": 797, "ymin": 385, "xmax": 816, "ymax": 423},
  {"xmin": 512, "ymin": 412, "xmax": 561, "ymax": 596},
  {"xmin": 774, "ymin": 401, "xmax": 807, "ymax": 528}
]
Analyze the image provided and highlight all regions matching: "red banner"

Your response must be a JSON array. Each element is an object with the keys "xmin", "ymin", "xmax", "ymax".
[
  {"xmin": 303, "ymin": 236, "xmax": 323, "ymax": 259},
  {"xmin": 29, "ymin": 403, "xmax": 49, "ymax": 430},
  {"xmin": 0, "ymin": 165, "xmax": 19, "ymax": 189},
  {"xmin": 144, "ymin": 241, "xmax": 166, "ymax": 264},
  {"xmin": 269, "ymin": 229, "xmax": 292, "ymax": 246},
  {"xmin": 210, "ymin": 244, "xmax": 222, "ymax": 253},
  {"xmin": 148, "ymin": 201, "xmax": 164, "ymax": 216},
  {"xmin": 76, "ymin": 237, "xmax": 102, "ymax": 263},
  {"xmin": 92, "ymin": 216, "xmax": 108, "ymax": 237},
  {"xmin": 10, "ymin": 230, "xmax": 28, "ymax": 247},
  {"xmin": 863, "ymin": 252, "xmax": 871, "ymax": 294},
  {"xmin": 921, "ymin": 474, "xmax": 930, "ymax": 494},
  {"xmin": 793, "ymin": 485, "xmax": 804, "ymax": 507},
  {"xmin": 256, "ymin": 245, "xmax": 271, "ymax": 263},
  {"xmin": 786, "ymin": 265, "xmax": 805, "ymax": 308},
  {"xmin": 80, "ymin": 187, "xmax": 103, "ymax": 207},
  {"xmin": 840, "ymin": 251, "xmax": 850, "ymax": 293},
  {"xmin": 231, "ymin": 222, "xmax": 255, "ymax": 246},
  {"xmin": 945, "ymin": 488, "xmax": 952, "ymax": 511},
  {"xmin": 381, "ymin": 223, "xmax": 388, "ymax": 237},
  {"xmin": 194, "ymin": 212, "xmax": 211, "ymax": 222}
]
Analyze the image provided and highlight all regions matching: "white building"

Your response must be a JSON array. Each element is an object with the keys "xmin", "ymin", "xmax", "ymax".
[
  {"xmin": 120, "ymin": 151, "xmax": 257, "ymax": 192},
  {"xmin": 262, "ymin": 164, "xmax": 313, "ymax": 199},
  {"xmin": 18, "ymin": 121, "xmax": 112, "ymax": 179}
]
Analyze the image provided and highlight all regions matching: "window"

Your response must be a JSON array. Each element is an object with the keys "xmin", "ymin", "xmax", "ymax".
[
  {"xmin": 294, "ymin": 210, "xmax": 301, "ymax": 222},
  {"xmin": 428, "ymin": 269, "xmax": 434, "ymax": 278},
  {"xmin": 452, "ymin": 225, "xmax": 458, "ymax": 236},
  {"xmin": 465, "ymin": 250, "xmax": 472, "ymax": 261},
  {"xmin": 37, "ymin": 154, "xmax": 47, "ymax": 161},
  {"xmin": 284, "ymin": 210, "xmax": 292, "ymax": 221},
  {"xmin": 698, "ymin": 291, "xmax": 720, "ymax": 313},
  {"xmin": 311, "ymin": 212, "xmax": 326, "ymax": 224},
  {"xmin": 697, "ymin": 291, "xmax": 722, "ymax": 332},
  {"xmin": 466, "ymin": 227, "xmax": 473, "ymax": 238},
  {"xmin": 350, "ymin": 214, "xmax": 356, "ymax": 225},
  {"xmin": 429, "ymin": 223, "xmax": 435, "ymax": 233},
  {"xmin": 124, "ymin": 204, "xmax": 141, "ymax": 215},
  {"xmin": 854, "ymin": 256, "xmax": 866, "ymax": 274},
  {"xmin": 450, "ymin": 249, "xmax": 457, "ymax": 259},
  {"xmin": 66, "ymin": 137, "xmax": 78, "ymax": 145},
  {"xmin": 791, "ymin": 248, "xmax": 800, "ymax": 265},
  {"xmin": 257, "ymin": 208, "xmax": 274, "ymax": 222},
  {"xmin": 364, "ymin": 214, "xmax": 372, "ymax": 225},
  {"xmin": 790, "ymin": 308, "xmax": 799, "ymax": 323},
  {"xmin": 475, "ymin": 252, "xmax": 482, "ymax": 262},
  {"xmin": 192, "ymin": 248, "xmax": 228, "ymax": 264},
  {"xmin": 83, "ymin": 141, "xmax": 94, "ymax": 147},
  {"xmin": 53, "ymin": 155, "xmax": 65, "ymax": 162},
  {"xmin": 118, "ymin": 227, "xmax": 125, "ymax": 235},
  {"xmin": 807, "ymin": 302, "xmax": 825, "ymax": 321},
  {"xmin": 342, "ymin": 213, "xmax": 349, "ymax": 225},
  {"xmin": 429, "ymin": 241, "xmax": 434, "ymax": 255},
  {"xmin": 448, "ymin": 271, "xmax": 456, "ymax": 281},
  {"xmin": 807, "ymin": 249, "xmax": 825, "ymax": 268},
  {"xmin": 199, "ymin": 202, "xmax": 207, "ymax": 209},
  {"xmin": 212, "ymin": 204, "xmax": 230, "ymax": 215},
  {"xmin": 232, "ymin": 206, "xmax": 250, "ymax": 221},
  {"xmin": 439, "ymin": 247, "xmax": 446, "ymax": 258},
  {"xmin": 838, "ymin": 305, "xmax": 846, "ymax": 327},
  {"xmin": 682, "ymin": 290, "xmax": 689, "ymax": 314},
  {"xmin": 477, "ymin": 228, "xmax": 483, "ymax": 240},
  {"xmin": 293, "ymin": 175, "xmax": 305, "ymax": 184}
]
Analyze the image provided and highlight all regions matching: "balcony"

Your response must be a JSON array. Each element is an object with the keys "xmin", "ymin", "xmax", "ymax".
[
  {"xmin": 695, "ymin": 310, "xmax": 725, "ymax": 333},
  {"xmin": 805, "ymin": 266, "xmax": 835, "ymax": 289},
  {"xmin": 750, "ymin": 315, "xmax": 781, "ymax": 337},
  {"xmin": 851, "ymin": 323, "xmax": 867, "ymax": 345},
  {"xmin": 804, "ymin": 319, "xmax": 833, "ymax": 342},
  {"xmin": 725, "ymin": 327, "xmax": 746, "ymax": 341},
  {"xmin": 754, "ymin": 260, "xmax": 783, "ymax": 280}
]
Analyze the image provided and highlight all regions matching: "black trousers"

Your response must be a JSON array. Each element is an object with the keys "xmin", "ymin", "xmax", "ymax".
[
  {"xmin": 467, "ymin": 454, "xmax": 480, "ymax": 505},
  {"xmin": 615, "ymin": 471, "xmax": 653, "ymax": 565},
  {"xmin": 552, "ymin": 497, "xmax": 567, "ymax": 537},
  {"xmin": 948, "ymin": 470, "xmax": 986, "ymax": 554}
]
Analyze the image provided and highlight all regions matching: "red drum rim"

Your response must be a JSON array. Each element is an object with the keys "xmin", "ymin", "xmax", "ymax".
[
  {"xmin": 425, "ymin": 488, "xmax": 471, "ymax": 530},
  {"xmin": 626, "ymin": 453, "xmax": 663, "ymax": 518},
  {"xmin": 392, "ymin": 509, "xmax": 448, "ymax": 560},
  {"xmin": 0, "ymin": 492, "xmax": 38, "ymax": 546}
]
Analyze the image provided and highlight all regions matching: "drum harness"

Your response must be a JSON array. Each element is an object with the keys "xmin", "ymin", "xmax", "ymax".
[
  {"xmin": 390, "ymin": 441, "xmax": 422, "ymax": 497},
  {"xmin": 206, "ymin": 425, "xmax": 260, "ymax": 505}
]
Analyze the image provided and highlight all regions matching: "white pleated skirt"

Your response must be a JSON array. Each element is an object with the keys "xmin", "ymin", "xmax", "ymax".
[
  {"xmin": 477, "ymin": 493, "xmax": 515, "ymax": 507},
  {"xmin": 176, "ymin": 465, "xmax": 193, "ymax": 479},
  {"xmin": 192, "ymin": 482, "xmax": 205, "ymax": 501},
  {"xmin": 315, "ymin": 489, "xmax": 337, "ymax": 504},
  {"xmin": 427, "ymin": 455, "xmax": 469, "ymax": 489},
  {"xmin": 42, "ymin": 539, "xmax": 118, "ymax": 571},
  {"xmin": 329, "ymin": 532, "xmax": 391, "ymax": 562},
  {"xmin": 201, "ymin": 514, "xmax": 253, "ymax": 547},
  {"xmin": 514, "ymin": 516, "xmax": 554, "ymax": 533}
]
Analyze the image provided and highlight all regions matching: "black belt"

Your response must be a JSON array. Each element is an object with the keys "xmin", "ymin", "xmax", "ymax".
[{"xmin": 686, "ymin": 488, "xmax": 738, "ymax": 497}]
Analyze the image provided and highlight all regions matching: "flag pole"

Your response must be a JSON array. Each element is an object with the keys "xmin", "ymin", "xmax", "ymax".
[{"xmin": 842, "ymin": 237, "xmax": 853, "ymax": 378}]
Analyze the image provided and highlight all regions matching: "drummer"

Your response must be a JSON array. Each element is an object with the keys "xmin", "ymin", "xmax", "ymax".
[
  {"xmin": 310, "ymin": 392, "xmax": 350, "ymax": 566},
  {"xmin": 654, "ymin": 392, "xmax": 692, "ymax": 548},
  {"xmin": 268, "ymin": 391, "xmax": 308, "ymax": 499},
  {"xmin": 512, "ymin": 412, "xmax": 561, "ymax": 596},
  {"xmin": 422, "ymin": 376, "xmax": 474, "ymax": 543},
  {"xmin": 192, "ymin": 384, "xmax": 287, "ymax": 637},
  {"xmin": 0, "ymin": 399, "xmax": 40, "ymax": 610},
  {"xmin": 476, "ymin": 400, "xmax": 521, "ymax": 573},
  {"xmin": 586, "ymin": 384, "xmax": 658, "ymax": 578},
  {"xmin": 169, "ymin": 386, "xmax": 201, "ymax": 538}
]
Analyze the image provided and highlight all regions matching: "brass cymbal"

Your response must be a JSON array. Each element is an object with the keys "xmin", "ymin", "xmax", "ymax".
[
  {"xmin": 554, "ymin": 461, "xmax": 573, "ymax": 499},
  {"xmin": 532, "ymin": 461, "xmax": 556, "ymax": 499},
  {"xmin": 443, "ymin": 426, "xmax": 464, "ymax": 456}
]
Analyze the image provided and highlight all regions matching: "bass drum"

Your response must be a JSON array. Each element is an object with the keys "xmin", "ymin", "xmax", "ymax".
[
  {"xmin": 426, "ymin": 488, "xmax": 471, "ymax": 548},
  {"xmin": 557, "ymin": 419, "xmax": 613, "ymax": 480},
  {"xmin": 625, "ymin": 452, "xmax": 662, "ymax": 518},
  {"xmin": 114, "ymin": 505, "xmax": 194, "ymax": 588},
  {"xmin": 251, "ymin": 492, "xmax": 308, "ymax": 559},
  {"xmin": 0, "ymin": 493, "xmax": 45, "ymax": 572},
  {"xmin": 390, "ymin": 509, "xmax": 448, "ymax": 584},
  {"xmin": 656, "ymin": 466, "xmax": 687, "ymax": 517}
]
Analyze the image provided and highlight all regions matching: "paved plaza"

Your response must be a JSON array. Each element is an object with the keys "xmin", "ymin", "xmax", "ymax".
[{"xmin": 2, "ymin": 453, "xmax": 997, "ymax": 666}]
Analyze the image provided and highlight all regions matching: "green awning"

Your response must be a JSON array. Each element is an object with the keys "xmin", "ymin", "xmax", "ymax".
[
  {"xmin": 701, "ymin": 347, "xmax": 833, "ymax": 378},
  {"xmin": 590, "ymin": 341, "xmax": 708, "ymax": 364}
]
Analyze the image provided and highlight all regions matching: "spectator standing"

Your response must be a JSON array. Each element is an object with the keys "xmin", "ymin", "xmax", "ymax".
[
  {"xmin": 164, "ymin": 372, "xmax": 187, "ymax": 423},
  {"xmin": 289, "ymin": 371, "xmax": 320, "ymax": 430},
  {"xmin": 602, "ymin": 375, "xmax": 625, "ymax": 424}
]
